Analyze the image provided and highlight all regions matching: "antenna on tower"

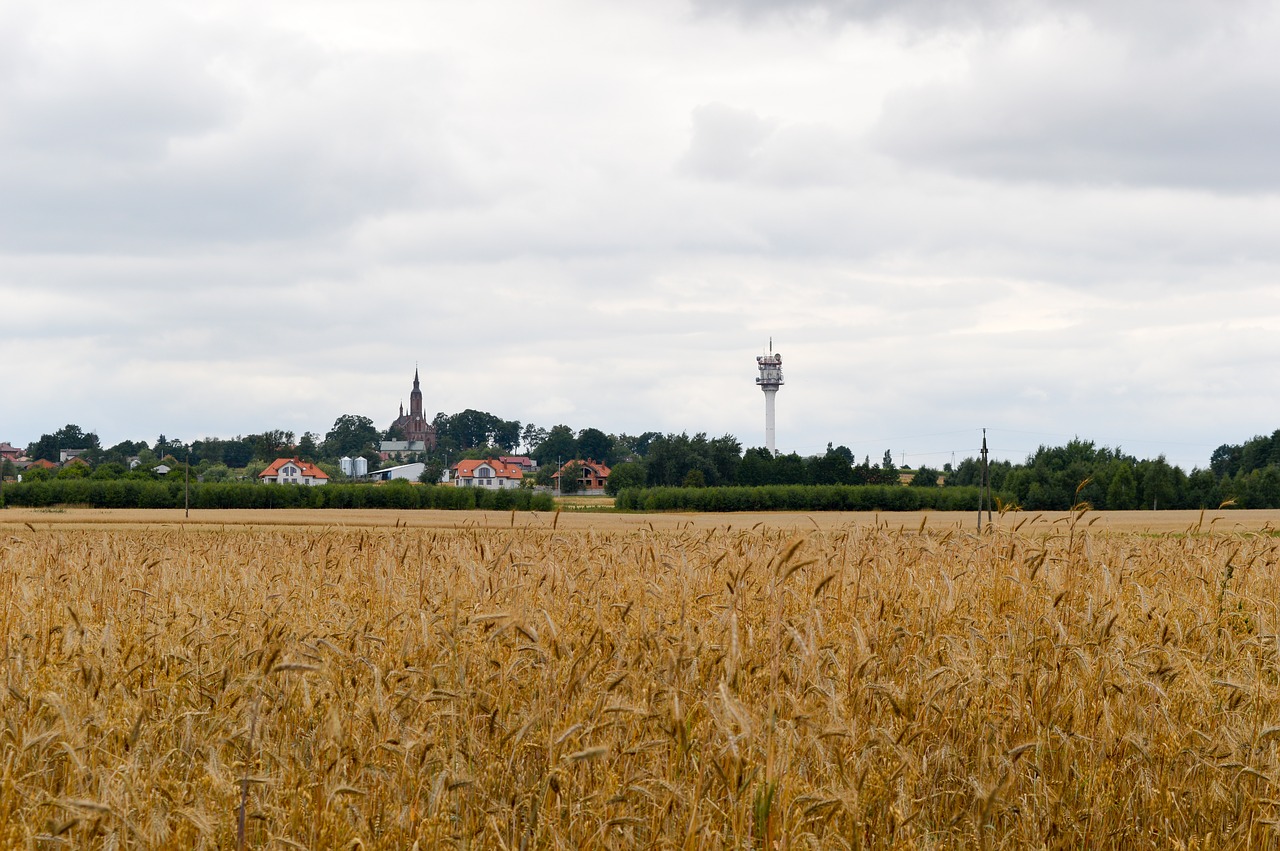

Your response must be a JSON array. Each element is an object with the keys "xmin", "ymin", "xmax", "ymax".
[{"xmin": 755, "ymin": 341, "xmax": 784, "ymax": 455}]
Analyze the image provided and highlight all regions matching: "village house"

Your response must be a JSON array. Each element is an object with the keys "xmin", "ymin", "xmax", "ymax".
[
  {"xmin": 498, "ymin": 455, "xmax": 538, "ymax": 471},
  {"xmin": 552, "ymin": 459, "xmax": 611, "ymax": 493},
  {"xmin": 450, "ymin": 458, "xmax": 525, "ymax": 489},
  {"xmin": 259, "ymin": 458, "xmax": 330, "ymax": 486},
  {"xmin": 0, "ymin": 442, "xmax": 24, "ymax": 461}
]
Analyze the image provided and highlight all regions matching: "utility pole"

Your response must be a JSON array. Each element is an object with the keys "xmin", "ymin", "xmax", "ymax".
[
  {"xmin": 977, "ymin": 429, "xmax": 991, "ymax": 533},
  {"xmin": 185, "ymin": 443, "xmax": 191, "ymax": 519}
]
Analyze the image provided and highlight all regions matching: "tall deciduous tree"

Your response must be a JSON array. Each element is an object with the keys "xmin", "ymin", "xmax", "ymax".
[
  {"xmin": 605, "ymin": 461, "xmax": 646, "ymax": 495},
  {"xmin": 28, "ymin": 424, "xmax": 100, "ymax": 461},
  {"xmin": 325, "ymin": 415, "xmax": 378, "ymax": 459},
  {"xmin": 577, "ymin": 428, "xmax": 613, "ymax": 464},
  {"xmin": 532, "ymin": 425, "xmax": 577, "ymax": 468}
]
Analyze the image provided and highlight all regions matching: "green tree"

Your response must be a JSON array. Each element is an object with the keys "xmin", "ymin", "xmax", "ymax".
[
  {"xmin": 1104, "ymin": 462, "xmax": 1138, "ymax": 509},
  {"xmin": 28, "ymin": 424, "xmax": 100, "ymax": 462},
  {"xmin": 908, "ymin": 466, "xmax": 942, "ymax": 487},
  {"xmin": 683, "ymin": 469, "xmax": 707, "ymax": 488},
  {"xmin": 605, "ymin": 461, "xmax": 646, "ymax": 496},
  {"xmin": 874, "ymin": 450, "xmax": 899, "ymax": 485},
  {"xmin": 248, "ymin": 430, "xmax": 293, "ymax": 461},
  {"xmin": 324, "ymin": 415, "xmax": 379, "ymax": 459},
  {"xmin": 614, "ymin": 431, "xmax": 661, "ymax": 459},
  {"xmin": 707, "ymin": 435, "xmax": 743, "ymax": 485},
  {"xmin": 1186, "ymin": 468, "xmax": 1222, "ymax": 509},
  {"xmin": 577, "ymin": 428, "xmax": 613, "ymax": 464},
  {"xmin": 810, "ymin": 446, "xmax": 855, "ymax": 485},
  {"xmin": 90, "ymin": 462, "xmax": 127, "ymax": 480},
  {"xmin": 28, "ymin": 434, "xmax": 59, "ymax": 462},
  {"xmin": 436, "ymin": 409, "xmax": 512, "ymax": 450},
  {"xmin": 532, "ymin": 425, "xmax": 578, "ymax": 468},
  {"xmin": 737, "ymin": 447, "xmax": 776, "ymax": 486},
  {"xmin": 521, "ymin": 423, "xmax": 548, "ymax": 454},
  {"xmin": 101, "ymin": 440, "xmax": 147, "ymax": 466},
  {"xmin": 1210, "ymin": 443, "xmax": 1242, "ymax": 478},
  {"xmin": 558, "ymin": 461, "xmax": 584, "ymax": 495},
  {"xmin": 202, "ymin": 464, "xmax": 233, "ymax": 482},
  {"xmin": 221, "ymin": 438, "xmax": 255, "ymax": 468},
  {"xmin": 492, "ymin": 419, "xmax": 522, "ymax": 453},
  {"xmin": 774, "ymin": 452, "xmax": 807, "ymax": 485},
  {"xmin": 1137, "ymin": 456, "xmax": 1177, "ymax": 510},
  {"xmin": 296, "ymin": 432, "xmax": 320, "ymax": 460},
  {"xmin": 420, "ymin": 460, "xmax": 446, "ymax": 485}
]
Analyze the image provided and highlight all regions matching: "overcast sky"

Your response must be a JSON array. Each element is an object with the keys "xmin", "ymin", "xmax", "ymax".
[{"xmin": 3, "ymin": 0, "xmax": 1279, "ymax": 470}]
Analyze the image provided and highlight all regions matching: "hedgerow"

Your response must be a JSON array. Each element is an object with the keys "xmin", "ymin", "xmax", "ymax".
[
  {"xmin": 614, "ymin": 484, "xmax": 1005, "ymax": 512},
  {"xmin": 0, "ymin": 480, "xmax": 554, "ymax": 511}
]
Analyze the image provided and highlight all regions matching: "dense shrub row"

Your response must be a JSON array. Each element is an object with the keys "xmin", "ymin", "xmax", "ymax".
[
  {"xmin": 0, "ymin": 480, "xmax": 555, "ymax": 511},
  {"xmin": 614, "ymin": 484, "xmax": 1006, "ymax": 512}
]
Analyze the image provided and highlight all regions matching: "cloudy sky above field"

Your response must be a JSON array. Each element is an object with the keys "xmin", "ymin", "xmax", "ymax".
[{"xmin": 4, "ymin": 0, "xmax": 1280, "ymax": 470}]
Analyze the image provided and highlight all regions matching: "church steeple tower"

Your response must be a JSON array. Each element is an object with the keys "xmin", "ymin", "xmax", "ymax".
[
  {"xmin": 410, "ymin": 367, "xmax": 423, "ymax": 418},
  {"xmin": 388, "ymin": 364, "xmax": 438, "ymax": 451}
]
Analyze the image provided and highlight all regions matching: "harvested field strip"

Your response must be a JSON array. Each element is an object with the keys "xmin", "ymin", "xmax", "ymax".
[{"xmin": 1, "ymin": 520, "xmax": 1279, "ymax": 847}]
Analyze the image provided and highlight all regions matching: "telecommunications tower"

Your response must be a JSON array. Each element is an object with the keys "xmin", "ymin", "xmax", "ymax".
[{"xmin": 755, "ymin": 339, "xmax": 784, "ymax": 454}]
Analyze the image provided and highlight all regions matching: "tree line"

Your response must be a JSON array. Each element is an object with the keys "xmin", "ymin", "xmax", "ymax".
[{"xmin": 14, "ymin": 417, "xmax": 1280, "ymax": 510}]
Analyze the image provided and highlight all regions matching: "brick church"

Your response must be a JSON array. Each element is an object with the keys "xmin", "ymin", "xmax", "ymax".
[{"xmin": 388, "ymin": 368, "xmax": 438, "ymax": 449}]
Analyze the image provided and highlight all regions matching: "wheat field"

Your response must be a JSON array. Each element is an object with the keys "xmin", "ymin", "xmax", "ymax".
[{"xmin": 2, "ymin": 509, "xmax": 1280, "ymax": 848}]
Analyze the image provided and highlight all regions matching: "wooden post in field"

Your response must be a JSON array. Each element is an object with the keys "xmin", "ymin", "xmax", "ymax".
[{"xmin": 185, "ymin": 445, "xmax": 191, "ymax": 519}]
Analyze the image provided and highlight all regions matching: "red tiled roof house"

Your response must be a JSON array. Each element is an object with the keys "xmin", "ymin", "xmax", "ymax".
[
  {"xmin": 451, "ymin": 459, "xmax": 526, "ymax": 489},
  {"xmin": 552, "ymin": 459, "xmax": 611, "ymax": 493},
  {"xmin": 259, "ymin": 458, "xmax": 330, "ymax": 486}
]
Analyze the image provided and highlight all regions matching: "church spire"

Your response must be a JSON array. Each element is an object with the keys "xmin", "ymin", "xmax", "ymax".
[{"xmin": 410, "ymin": 366, "xmax": 423, "ymax": 418}]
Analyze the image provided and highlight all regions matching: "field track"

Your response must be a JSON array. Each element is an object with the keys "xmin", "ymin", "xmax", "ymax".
[{"xmin": 4, "ymin": 506, "xmax": 1280, "ymax": 532}]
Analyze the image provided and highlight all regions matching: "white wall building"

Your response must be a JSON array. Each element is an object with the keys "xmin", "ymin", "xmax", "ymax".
[
  {"xmin": 452, "ymin": 459, "xmax": 525, "ymax": 489},
  {"xmin": 259, "ymin": 458, "xmax": 330, "ymax": 486}
]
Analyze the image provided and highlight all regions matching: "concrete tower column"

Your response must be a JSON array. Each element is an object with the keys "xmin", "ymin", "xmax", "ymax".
[{"xmin": 763, "ymin": 386, "xmax": 778, "ymax": 454}]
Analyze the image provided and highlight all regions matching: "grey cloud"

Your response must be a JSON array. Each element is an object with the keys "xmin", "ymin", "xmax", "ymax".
[
  {"xmin": 696, "ymin": 0, "xmax": 1280, "ymax": 194},
  {"xmin": 690, "ymin": 0, "xmax": 1259, "ymax": 37},
  {"xmin": 0, "ymin": 10, "xmax": 474, "ymax": 252},
  {"xmin": 680, "ymin": 104, "xmax": 868, "ymax": 191},
  {"xmin": 680, "ymin": 103, "xmax": 778, "ymax": 181},
  {"xmin": 0, "ymin": 30, "xmax": 234, "ymax": 163},
  {"xmin": 689, "ymin": 0, "xmax": 1031, "ymax": 30},
  {"xmin": 873, "ymin": 65, "xmax": 1280, "ymax": 193}
]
